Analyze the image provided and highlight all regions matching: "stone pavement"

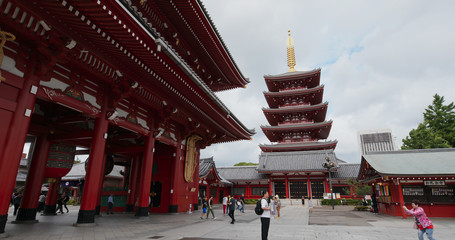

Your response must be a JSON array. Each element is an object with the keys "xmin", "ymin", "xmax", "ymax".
[{"xmin": 2, "ymin": 203, "xmax": 455, "ymax": 239}]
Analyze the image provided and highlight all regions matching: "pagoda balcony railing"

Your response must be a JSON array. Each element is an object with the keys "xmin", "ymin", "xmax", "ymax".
[
  {"xmin": 279, "ymin": 86, "xmax": 308, "ymax": 92},
  {"xmin": 279, "ymin": 102, "xmax": 311, "ymax": 108},
  {"xmin": 278, "ymin": 120, "xmax": 313, "ymax": 126}
]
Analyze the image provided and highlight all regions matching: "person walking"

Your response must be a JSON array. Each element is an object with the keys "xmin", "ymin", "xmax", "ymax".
[
  {"xmin": 275, "ymin": 195, "xmax": 281, "ymax": 218},
  {"xmin": 200, "ymin": 196, "xmax": 208, "ymax": 219},
  {"xmin": 260, "ymin": 191, "xmax": 271, "ymax": 240},
  {"xmin": 107, "ymin": 194, "xmax": 114, "ymax": 214},
  {"xmin": 240, "ymin": 194, "xmax": 245, "ymax": 213},
  {"xmin": 371, "ymin": 193, "xmax": 378, "ymax": 215},
  {"xmin": 62, "ymin": 193, "xmax": 70, "ymax": 213},
  {"xmin": 308, "ymin": 196, "xmax": 313, "ymax": 214},
  {"xmin": 270, "ymin": 196, "xmax": 276, "ymax": 218},
  {"xmin": 207, "ymin": 196, "xmax": 216, "ymax": 219},
  {"xmin": 227, "ymin": 194, "xmax": 236, "ymax": 224},
  {"xmin": 56, "ymin": 194, "xmax": 64, "ymax": 214},
  {"xmin": 13, "ymin": 192, "xmax": 22, "ymax": 216},
  {"xmin": 301, "ymin": 196, "xmax": 305, "ymax": 206},
  {"xmin": 222, "ymin": 195, "xmax": 228, "ymax": 215},
  {"xmin": 403, "ymin": 200, "xmax": 436, "ymax": 240},
  {"xmin": 38, "ymin": 192, "xmax": 46, "ymax": 213}
]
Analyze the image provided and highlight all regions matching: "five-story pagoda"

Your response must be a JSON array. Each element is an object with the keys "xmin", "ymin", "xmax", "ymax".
[{"xmin": 258, "ymin": 31, "xmax": 340, "ymax": 200}]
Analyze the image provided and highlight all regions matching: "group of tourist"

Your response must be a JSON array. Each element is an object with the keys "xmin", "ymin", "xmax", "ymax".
[
  {"xmin": 199, "ymin": 196, "xmax": 216, "ymax": 220},
  {"xmin": 10, "ymin": 191, "xmax": 70, "ymax": 215}
]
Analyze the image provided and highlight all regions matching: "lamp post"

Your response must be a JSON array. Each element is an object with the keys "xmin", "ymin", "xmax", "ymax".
[{"xmin": 322, "ymin": 155, "xmax": 336, "ymax": 210}]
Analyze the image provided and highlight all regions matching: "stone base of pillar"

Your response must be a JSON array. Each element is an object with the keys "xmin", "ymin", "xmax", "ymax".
[
  {"xmin": 12, "ymin": 208, "xmax": 38, "ymax": 223},
  {"xmin": 125, "ymin": 204, "xmax": 134, "ymax": 212},
  {"xmin": 42, "ymin": 205, "xmax": 57, "ymax": 215},
  {"xmin": 0, "ymin": 214, "xmax": 7, "ymax": 234},
  {"xmin": 168, "ymin": 205, "xmax": 178, "ymax": 213},
  {"xmin": 77, "ymin": 210, "xmax": 96, "ymax": 224},
  {"xmin": 135, "ymin": 207, "xmax": 149, "ymax": 217},
  {"xmin": 95, "ymin": 205, "xmax": 100, "ymax": 215}
]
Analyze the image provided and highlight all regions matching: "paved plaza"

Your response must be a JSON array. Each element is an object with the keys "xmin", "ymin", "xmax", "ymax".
[{"xmin": 2, "ymin": 203, "xmax": 454, "ymax": 240}]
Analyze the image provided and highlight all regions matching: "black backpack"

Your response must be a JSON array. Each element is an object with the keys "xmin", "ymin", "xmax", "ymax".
[{"xmin": 255, "ymin": 198, "xmax": 264, "ymax": 215}]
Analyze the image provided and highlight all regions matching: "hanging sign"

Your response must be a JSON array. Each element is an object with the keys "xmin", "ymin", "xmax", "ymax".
[{"xmin": 424, "ymin": 180, "xmax": 445, "ymax": 186}]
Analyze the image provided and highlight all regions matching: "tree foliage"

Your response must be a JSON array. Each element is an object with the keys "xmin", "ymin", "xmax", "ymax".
[
  {"xmin": 343, "ymin": 178, "xmax": 371, "ymax": 198},
  {"xmin": 402, "ymin": 94, "xmax": 455, "ymax": 149},
  {"xmin": 234, "ymin": 162, "xmax": 258, "ymax": 166}
]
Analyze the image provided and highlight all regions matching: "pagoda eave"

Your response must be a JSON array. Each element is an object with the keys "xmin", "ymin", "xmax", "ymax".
[{"xmin": 259, "ymin": 141, "xmax": 337, "ymax": 152}]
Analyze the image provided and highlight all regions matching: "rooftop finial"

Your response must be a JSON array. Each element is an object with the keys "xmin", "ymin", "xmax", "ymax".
[{"xmin": 286, "ymin": 30, "xmax": 296, "ymax": 72}]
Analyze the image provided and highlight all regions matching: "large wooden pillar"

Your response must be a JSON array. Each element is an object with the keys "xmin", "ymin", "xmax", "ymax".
[
  {"xmin": 43, "ymin": 179, "xmax": 61, "ymax": 215},
  {"xmin": 285, "ymin": 175, "xmax": 290, "ymax": 199},
  {"xmin": 397, "ymin": 181, "xmax": 407, "ymax": 219},
  {"xmin": 169, "ymin": 144, "xmax": 183, "ymax": 213},
  {"xmin": 268, "ymin": 177, "xmax": 272, "ymax": 196},
  {"xmin": 0, "ymin": 57, "xmax": 40, "ymax": 233},
  {"xmin": 95, "ymin": 154, "xmax": 107, "ymax": 215},
  {"xmin": 14, "ymin": 137, "xmax": 50, "ymax": 223},
  {"xmin": 307, "ymin": 175, "xmax": 311, "ymax": 198},
  {"xmin": 126, "ymin": 155, "xmax": 141, "ymax": 212},
  {"xmin": 136, "ymin": 134, "xmax": 155, "ymax": 216},
  {"xmin": 76, "ymin": 106, "xmax": 109, "ymax": 224}
]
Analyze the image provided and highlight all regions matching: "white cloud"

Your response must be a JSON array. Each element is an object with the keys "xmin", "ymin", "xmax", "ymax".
[{"xmin": 200, "ymin": 0, "xmax": 455, "ymax": 165}]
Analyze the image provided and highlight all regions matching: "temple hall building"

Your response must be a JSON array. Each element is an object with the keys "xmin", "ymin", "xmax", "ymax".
[{"xmin": 0, "ymin": 0, "xmax": 254, "ymax": 235}]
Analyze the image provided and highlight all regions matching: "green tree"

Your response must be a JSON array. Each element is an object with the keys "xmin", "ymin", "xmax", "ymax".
[
  {"xmin": 343, "ymin": 178, "xmax": 371, "ymax": 198},
  {"xmin": 402, "ymin": 94, "xmax": 455, "ymax": 149},
  {"xmin": 234, "ymin": 162, "xmax": 258, "ymax": 166},
  {"xmin": 423, "ymin": 94, "xmax": 455, "ymax": 146},
  {"xmin": 402, "ymin": 123, "xmax": 451, "ymax": 149}
]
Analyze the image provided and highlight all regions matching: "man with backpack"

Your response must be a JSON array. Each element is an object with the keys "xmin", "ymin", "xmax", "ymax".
[
  {"xmin": 227, "ymin": 194, "xmax": 236, "ymax": 224},
  {"xmin": 260, "ymin": 191, "xmax": 271, "ymax": 240}
]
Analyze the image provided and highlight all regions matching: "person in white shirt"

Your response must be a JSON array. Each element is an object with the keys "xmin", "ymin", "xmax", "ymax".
[
  {"xmin": 222, "ymin": 196, "xmax": 228, "ymax": 215},
  {"xmin": 260, "ymin": 191, "xmax": 271, "ymax": 240}
]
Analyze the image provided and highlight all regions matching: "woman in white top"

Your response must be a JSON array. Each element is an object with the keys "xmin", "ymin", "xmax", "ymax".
[
  {"xmin": 261, "ymin": 191, "xmax": 271, "ymax": 240},
  {"xmin": 270, "ymin": 196, "xmax": 276, "ymax": 217},
  {"xmin": 308, "ymin": 196, "xmax": 314, "ymax": 213}
]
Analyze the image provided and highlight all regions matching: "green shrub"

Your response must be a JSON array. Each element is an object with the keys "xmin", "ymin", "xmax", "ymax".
[
  {"xmin": 354, "ymin": 206, "xmax": 370, "ymax": 211},
  {"xmin": 244, "ymin": 198, "xmax": 260, "ymax": 205},
  {"xmin": 320, "ymin": 199, "xmax": 362, "ymax": 206}
]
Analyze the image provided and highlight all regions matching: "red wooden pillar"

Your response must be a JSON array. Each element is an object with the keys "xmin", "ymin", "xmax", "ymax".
[
  {"xmin": 285, "ymin": 175, "xmax": 290, "ymax": 199},
  {"xmin": 397, "ymin": 182, "xmax": 407, "ymax": 219},
  {"xmin": 14, "ymin": 137, "xmax": 50, "ymax": 223},
  {"xmin": 169, "ymin": 145, "xmax": 183, "ymax": 213},
  {"xmin": 76, "ymin": 112, "xmax": 109, "ymax": 224},
  {"xmin": 126, "ymin": 155, "xmax": 141, "ymax": 212},
  {"xmin": 136, "ymin": 134, "xmax": 155, "ymax": 216},
  {"xmin": 268, "ymin": 177, "xmax": 272, "ymax": 196},
  {"xmin": 0, "ymin": 59, "xmax": 40, "ymax": 233},
  {"xmin": 43, "ymin": 179, "xmax": 61, "ymax": 215},
  {"xmin": 95, "ymin": 154, "xmax": 107, "ymax": 215},
  {"xmin": 307, "ymin": 175, "xmax": 311, "ymax": 198}
]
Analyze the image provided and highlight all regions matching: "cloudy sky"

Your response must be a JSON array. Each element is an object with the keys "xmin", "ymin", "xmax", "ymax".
[{"xmin": 199, "ymin": 0, "xmax": 455, "ymax": 166}]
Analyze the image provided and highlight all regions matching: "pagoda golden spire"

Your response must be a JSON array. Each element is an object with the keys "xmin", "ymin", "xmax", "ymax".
[{"xmin": 286, "ymin": 30, "xmax": 296, "ymax": 72}]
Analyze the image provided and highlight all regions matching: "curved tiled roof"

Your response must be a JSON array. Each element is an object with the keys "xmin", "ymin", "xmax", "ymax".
[
  {"xmin": 259, "ymin": 140, "xmax": 338, "ymax": 152},
  {"xmin": 257, "ymin": 149, "xmax": 342, "ymax": 172},
  {"xmin": 217, "ymin": 166, "xmax": 268, "ymax": 181},
  {"xmin": 199, "ymin": 157, "xmax": 232, "ymax": 185},
  {"xmin": 331, "ymin": 163, "xmax": 361, "ymax": 179}
]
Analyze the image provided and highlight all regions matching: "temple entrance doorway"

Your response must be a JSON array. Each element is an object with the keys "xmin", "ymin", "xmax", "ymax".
[
  {"xmin": 149, "ymin": 142, "xmax": 175, "ymax": 213},
  {"xmin": 311, "ymin": 181, "xmax": 324, "ymax": 198},
  {"xmin": 274, "ymin": 182, "xmax": 286, "ymax": 199},
  {"xmin": 290, "ymin": 181, "xmax": 308, "ymax": 199},
  {"xmin": 150, "ymin": 181, "xmax": 162, "ymax": 207}
]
